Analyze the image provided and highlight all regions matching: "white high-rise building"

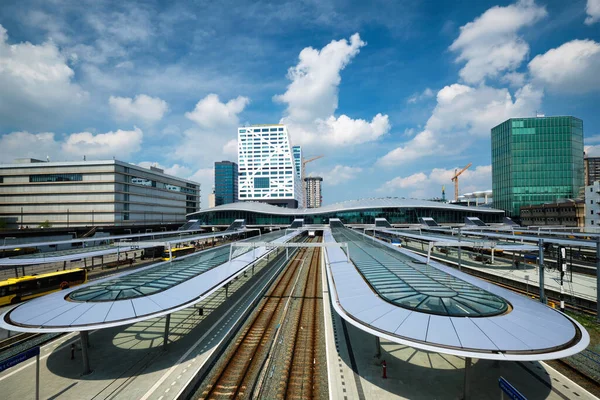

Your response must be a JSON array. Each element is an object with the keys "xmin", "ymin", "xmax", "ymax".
[
  {"xmin": 305, "ymin": 176, "xmax": 323, "ymax": 208},
  {"xmin": 238, "ymin": 124, "xmax": 302, "ymax": 208}
]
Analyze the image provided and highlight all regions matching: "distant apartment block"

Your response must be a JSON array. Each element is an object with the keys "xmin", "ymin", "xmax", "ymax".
[
  {"xmin": 0, "ymin": 159, "xmax": 200, "ymax": 228},
  {"xmin": 585, "ymin": 156, "xmax": 600, "ymax": 186},
  {"xmin": 492, "ymin": 116, "xmax": 584, "ymax": 217},
  {"xmin": 215, "ymin": 161, "xmax": 238, "ymax": 206},
  {"xmin": 520, "ymin": 200, "xmax": 584, "ymax": 227},
  {"xmin": 237, "ymin": 124, "xmax": 302, "ymax": 208},
  {"xmin": 585, "ymin": 182, "xmax": 600, "ymax": 228},
  {"xmin": 305, "ymin": 176, "xmax": 323, "ymax": 208}
]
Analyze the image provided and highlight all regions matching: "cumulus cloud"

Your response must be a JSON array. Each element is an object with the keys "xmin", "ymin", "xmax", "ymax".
[
  {"xmin": 528, "ymin": 39, "xmax": 600, "ymax": 93},
  {"xmin": 109, "ymin": 94, "xmax": 169, "ymax": 124},
  {"xmin": 137, "ymin": 161, "xmax": 193, "ymax": 178},
  {"xmin": 407, "ymin": 88, "xmax": 434, "ymax": 103},
  {"xmin": 0, "ymin": 128, "xmax": 144, "ymax": 163},
  {"xmin": 0, "ymin": 24, "xmax": 87, "ymax": 128},
  {"xmin": 275, "ymin": 33, "xmax": 390, "ymax": 147},
  {"xmin": 586, "ymin": 0, "xmax": 600, "ymax": 25},
  {"xmin": 312, "ymin": 165, "xmax": 362, "ymax": 186},
  {"xmin": 377, "ymin": 83, "xmax": 542, "ymax": 166},
  {"xmin": 449, "ymin": 0, "xmax": 546, "ymax": 84},
  {"xmin": 378, "ymin": 165, "xmax": 492, "ymax": 199},
  {"xmin": 185, "ymin": 94, "xmax": 249, "ymax": 129}
]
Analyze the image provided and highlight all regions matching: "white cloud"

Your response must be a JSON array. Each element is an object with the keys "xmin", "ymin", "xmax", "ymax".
[
  {"xmin": 0, "ymin": 24, "xmax": 87, "ymax": 128},
  {"xmin": 222, "ymin": 139, "xmax": 238, "ymax": 157},
  {"xmin": 275, "ymin": 33, "xmax": 391, "ymax": 147},
  {"xmin": 586, "ymin": 0, "xmax": 600, "ymax": 25},
  {"xmin": 378, "ymin": 165, "xmax": 492, "ymax": 199},
  {"xmin": 62, "ymin": 127, "xmax": 143, "ymax": 159},
  {"xmin": 109, "ymin": 94, "xmax": 169, "ymax": 124},
  {"xmin": 312, "ymin": 165, "xmax": 362, "ymax": 186},
  {"xmin": 377, "ymin": 83, "xmax": 543, "ymax": 166},
  {"xmin": 449, "ymin": 0, "xmax": 546, "ymax": 84},
  {"xmin": 528, "ymin": 39, "xmax": 600, "ymax": 93},
  {"xmin": 185, "ymin": 94, "xmax": 249, "ymax": 129},
  {"xmin": 0, "ymin": 128, "xmax": 144, "ymax": 163},
  {"xmin": 407, "ymin": 88, "xmax": 434, "ymax": 103},
  {"xmin": 501, "ymin": 72, "xmax": 526, "ymax": 87},
  {"xmin": 137, "ymin": 162, "xmax": 193, "ymax": 178}
]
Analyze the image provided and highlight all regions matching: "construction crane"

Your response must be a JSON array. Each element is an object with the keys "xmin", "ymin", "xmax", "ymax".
[
  {"xmin": 302, "ymin": 155, "xmax": 324, "ymax": 207},
  {"xmin": 451, "ymin": 163, "xmax": 472, "ymax": 202}
]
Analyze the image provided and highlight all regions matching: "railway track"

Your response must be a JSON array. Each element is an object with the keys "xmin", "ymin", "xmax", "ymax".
[
  {"xmin": 278, "ymin": 244, "xmax": 322, "ymax": 399},
  {"xmin": 200, "ymin": 242, "xmax": 313, "ymax": 399}
]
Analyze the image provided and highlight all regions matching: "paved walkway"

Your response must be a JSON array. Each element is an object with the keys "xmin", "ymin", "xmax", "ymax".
[
  {"xmin": 0, "ymin": 251, "xmax": 286, "ymax": 400},
  {"xmin": 322, "ymin": 250, "xmax": 599, "ymax": 400}
]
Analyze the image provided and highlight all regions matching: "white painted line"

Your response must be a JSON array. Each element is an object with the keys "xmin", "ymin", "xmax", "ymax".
[{"xmin": 540, "ymin": 361, "xmax": 598, "ymax": 399}]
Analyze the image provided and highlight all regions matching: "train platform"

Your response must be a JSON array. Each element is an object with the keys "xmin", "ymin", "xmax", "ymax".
[
  {"xmin": 321, "ymin": 254, "xmax": 599, "ymax": 399},
  {"xmin": 0, "ymin": 251, "xmax": 287, "ymax": 399},
  {"xmin": 418, "ymin": 244, "xmax": 597, "ymax": 303}
]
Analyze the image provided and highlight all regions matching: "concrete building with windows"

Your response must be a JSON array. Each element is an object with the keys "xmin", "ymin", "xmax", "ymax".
[
  {"xmin": 585, "ymin": 181, "xmax": 600, "ymax": 228},
  {"xmin": 0, "ymin": 159, "xmax": 200, "ymax": 228},
  {"xmin": 584, "ymin": 155, "xmax": 600, "ymax": 186},
  {"xmin": 237, "ymin": 124, "xmax": 302, "ymax": 208},
  {"xmin": 520, "ymin": 200, "xmax": 584, "ymax": 227},
  {"xmin": 304, "ymin": 176, "xmax": 323, "ymax": 208},
  {"xmin": 491, "ymin": 116, "xmax": 584, "ymax": 217},
  {"xmin": 214, "ymin": 161, "xmax": 238, "ymax": 206}
]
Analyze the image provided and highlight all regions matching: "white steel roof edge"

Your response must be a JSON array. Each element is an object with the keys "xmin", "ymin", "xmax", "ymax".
[
  {"xmin": 323, "ymin": 229, "xmax": 589, "ymax": 361},
  {"xmin": 187, "ymin": 197, "xmax": 504, "ymax": 218},
  {"xmin": 0, "ymin": 231, "xmax": 301, "ymax": 332}
]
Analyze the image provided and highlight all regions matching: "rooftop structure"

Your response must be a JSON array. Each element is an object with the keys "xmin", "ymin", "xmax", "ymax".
[
  {"xmin": 491, "ymin": 116, "xmax": 584, "ymax": 217},
  {"xmin": 0, "ymin": 159, "xmax": 200, "ymax": 228},
  {"xmin": 187, "ymin": 197, "xmax": 504, "ymax": 226},
  {"xmin": 215, "ymin": 161, "xmax": 238, "ymax": 206},
  {"xmin": 237, "ymin": 124, "xmax": 301, "ymax": 208},
  {"xmin": 304, "ymin": 176, "xmax": 323, "ymax": 208},
  {"xmin": 325, "ymin": 227, "xmax": 589, "ymax": 360}
]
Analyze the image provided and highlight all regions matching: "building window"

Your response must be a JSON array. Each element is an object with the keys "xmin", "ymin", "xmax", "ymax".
[
  {"xmin": 254, "ymin": 177, "xmax": 270, "ymax": 188},
  {"xmin": 30, "ymin": 174, "xmax": 82, "ymax": 182}
]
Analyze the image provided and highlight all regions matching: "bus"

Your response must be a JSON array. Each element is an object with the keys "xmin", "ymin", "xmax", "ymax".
[
  {"xmin": 161, "ymin": 246, "xmax": 195, "ymax": 261},
  {"xmin": 0, "ymin": 268, "xmax": 88, "ymax": 306}
]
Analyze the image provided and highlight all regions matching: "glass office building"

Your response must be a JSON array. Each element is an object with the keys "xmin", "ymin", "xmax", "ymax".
[
  {"xmin": 215, "ymin": 161, "xmax": 238, "ymax": 206},
  {"xmin": 491, "ymin": 116, "xmax": 584, "ymax": 217}
]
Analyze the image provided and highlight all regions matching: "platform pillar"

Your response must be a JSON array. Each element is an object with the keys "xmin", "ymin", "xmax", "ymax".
[
  {"xmin": 80, "ymin": 331, "xmax": 92, "ymax": 375},
  {"xmin": 163, "ymin": 314, "xmax": 171, "ymax": 351},
  {"xmin": 374, "ymin": 336, "xmax": 381, "ymax": 358},
  {"xmin": 538, "ymin": 239, "xmax": 545, "ymax": 304},
  {"xmin": 463, "ymin": 357, "xmax": 471, "ymax": 400}
]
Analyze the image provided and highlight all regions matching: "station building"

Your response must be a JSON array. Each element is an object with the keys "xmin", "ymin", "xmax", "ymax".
[
  {"xmin": 0, "ymin": 158, "xmax": 200, "ymax": 228},
  {"xmin": 186, "ymin": 197, "xmax": 504, "ymax": 226}
]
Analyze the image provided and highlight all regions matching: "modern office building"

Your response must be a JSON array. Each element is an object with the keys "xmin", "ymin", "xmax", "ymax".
[
  {"xmin": 293, "ymin": 145, "xmax": 302, "ymax": 180},
  {"xmin": 0, "ymin": 159, "xmax": 200, "ymax": 228},
  {"xmin": 214, "ymin": 161, "xmax": 238, "ymax": 206},
  {"xmin": 585, "ymin": 182, "xmax": 600, "ymax": 228},
  {"xmin": 491, "ymin": 116, "xmax": 584, "ymax": 217},
  {"xmin": 237, "ymin": 124, "xmax": 302, "ymax": 208},
  {"xmin": 584, "ymin": 156, "xmax": 600, "ymax": 186},
  {"xmin": 305, "ymin": 176, "xmax": 323, "ymax": 208}
]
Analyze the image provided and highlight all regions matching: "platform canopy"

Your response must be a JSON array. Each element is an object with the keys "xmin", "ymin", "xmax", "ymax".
[
  {"xmin": 0, "ymin": 230, "xmax": 299, "ymax": 332},
  {"xmin": 324, "ymin": 228, "xmax": 589, "ymax": 361}
]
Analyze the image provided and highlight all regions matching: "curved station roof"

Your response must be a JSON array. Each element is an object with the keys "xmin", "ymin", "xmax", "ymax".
[
  {"xmin": 324, "ymin": 227, "xmax": 589, "ymax": 361},
  {"xmin": 1, "ymin": 230, "xmax": 298, "ymax": 332},
  {"xmin": 189, "ymin": 197, "xmax": 504, "ymax": 217}
]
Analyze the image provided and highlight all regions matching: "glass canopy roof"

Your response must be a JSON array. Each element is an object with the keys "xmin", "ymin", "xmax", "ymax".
[
  {"xmin": 69, "ymin": 230, "xmax": 284, "ymax": 302},
  {"xmin": 332, "ymin": 228, "xmax": 509, "ymax": 317}
]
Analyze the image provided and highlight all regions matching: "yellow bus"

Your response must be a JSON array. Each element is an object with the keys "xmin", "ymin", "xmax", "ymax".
[
  {"xmin": 0, "ymin": 268, "xmax": 87, "ymax": 306},
  {"xmin": 161, "ymin": 246, "xmax": 195, "ymax": 261}
]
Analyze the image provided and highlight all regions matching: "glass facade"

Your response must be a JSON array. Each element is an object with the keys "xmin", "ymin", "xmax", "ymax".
[
  {"xmin": 189, "ymin": 206, "xmax": 503, "ymax": 225},
  {"xmin": 215, "ymin": 161, "xmax": 238, "ymax": 206},
  {"xmin": 333, "ymin": 228, "xmax": 508, "ymax": 317},
  {"xmin": 492, "ymin": 116, "xmax": 584, "ymax": 217},
  {"xmin": 30, "ymin": 173, "xmax": 82, "ymax": 182}
]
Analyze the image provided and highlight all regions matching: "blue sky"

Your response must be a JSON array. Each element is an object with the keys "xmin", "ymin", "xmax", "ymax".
[{"xmin": 1, "ymin": 0, "xmax": 599, "ymax": 206}]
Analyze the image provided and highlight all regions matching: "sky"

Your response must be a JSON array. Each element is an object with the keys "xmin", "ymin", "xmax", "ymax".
[{"xmin": 0, "ymin": 0, "xmax": 599, "ymax": 207}]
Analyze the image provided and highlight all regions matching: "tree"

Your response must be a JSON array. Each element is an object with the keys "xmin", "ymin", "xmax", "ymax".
[{"xmin": 38, "ymin": 220, "xmax": 52, "ymax": 229}]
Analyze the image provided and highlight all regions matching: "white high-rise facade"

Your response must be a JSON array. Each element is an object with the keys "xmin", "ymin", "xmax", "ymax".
[{"xmin": 238, "ymin": 124, "xmax": 302, "ymax": 208}]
